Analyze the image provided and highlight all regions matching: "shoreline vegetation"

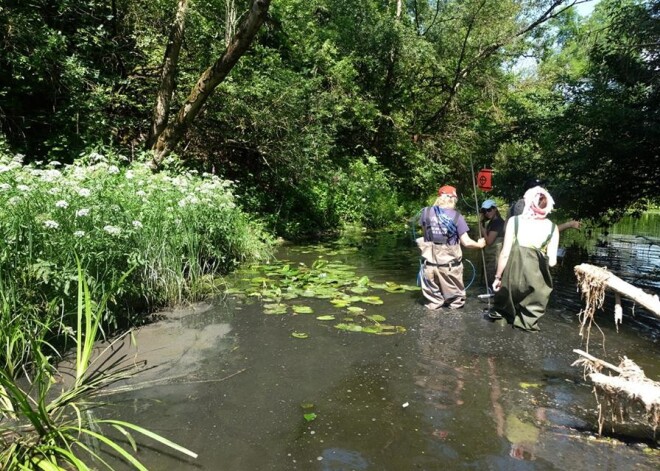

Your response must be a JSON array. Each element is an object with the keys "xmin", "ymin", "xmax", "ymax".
[{"xmin": 0, "ymin": 150, "xmax": 273, "ymax": 469}]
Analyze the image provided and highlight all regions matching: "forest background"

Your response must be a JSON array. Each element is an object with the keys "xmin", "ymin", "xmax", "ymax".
[{"xmin": 2, "ymin": 0, "xmax": 657, "ymax": 236}]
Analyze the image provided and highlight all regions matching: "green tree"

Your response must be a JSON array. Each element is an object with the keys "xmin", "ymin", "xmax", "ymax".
[
  {"xmin": 148, "ymin": 0, "xmax": 272, "ymax": 167},
  {"xmin": 491, "ymin": 0, "xmax": 659, "ymax": 221}
]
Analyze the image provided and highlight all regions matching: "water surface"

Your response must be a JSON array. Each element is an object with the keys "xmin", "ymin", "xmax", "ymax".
[{"xmin": 105, "ymin": 216, "xmax": 659, "ymax": 470}]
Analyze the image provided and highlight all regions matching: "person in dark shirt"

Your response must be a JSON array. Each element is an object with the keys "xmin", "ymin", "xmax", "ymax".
[
  {"xmin": 479, "ymin": 199, "xmax": 505, "ymax": 287},
  {"xmin": 416, "ymin": 185, "xmax": 485, "ymax": 309}
]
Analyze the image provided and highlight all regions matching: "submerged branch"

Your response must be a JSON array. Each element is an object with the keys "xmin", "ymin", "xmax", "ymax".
[{"xmin": 99, "ymin": 368, "xmax": 248, "ymax": 396}]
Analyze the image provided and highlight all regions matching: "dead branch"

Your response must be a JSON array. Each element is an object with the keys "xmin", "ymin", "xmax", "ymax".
[{"xmin": 572, "ymin": 350, "xmax": 659, "ymax": 436}]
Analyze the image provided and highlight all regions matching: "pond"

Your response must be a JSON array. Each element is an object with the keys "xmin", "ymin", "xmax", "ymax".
[{"xmin": 103, "ymin": 214, "xmax": 659, "ymax": 470}]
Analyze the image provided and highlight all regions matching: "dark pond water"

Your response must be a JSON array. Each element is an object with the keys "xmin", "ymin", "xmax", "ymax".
[{"xmin": 105, "ymin": 215, "xmax": 659, "ymax": 470}]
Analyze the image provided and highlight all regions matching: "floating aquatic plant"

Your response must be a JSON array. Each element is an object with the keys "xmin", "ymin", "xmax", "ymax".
[{"xmin": 228, "ymin": 250, "xmax": 416, "ymax": 336}]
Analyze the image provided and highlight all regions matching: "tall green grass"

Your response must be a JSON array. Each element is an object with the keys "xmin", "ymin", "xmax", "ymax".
[{"xmin": 0, "ymin": 261, "xmax": 197, "ymax": 470}]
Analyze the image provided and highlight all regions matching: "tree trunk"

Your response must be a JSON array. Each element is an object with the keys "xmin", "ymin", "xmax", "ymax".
[
  {"xmin": 150, "ymin": 0, "xmax": 272, "ymax": 168},
  {"xmin": 573, "ymin": 349, "xmax": 660, "ymax": 435},
  {"xmin": 147, "ymin": 0, "xmax": 189, "ymax": 150}
]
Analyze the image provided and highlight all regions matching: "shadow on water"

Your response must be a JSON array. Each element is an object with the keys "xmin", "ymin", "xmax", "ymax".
[{"xmin": 104, "ymin": 215, "xmax": 660, "ymax": 470}]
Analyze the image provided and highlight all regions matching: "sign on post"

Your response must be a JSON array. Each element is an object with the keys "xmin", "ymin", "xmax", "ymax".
[{"xmin": 477, "ymin": 168, "xmax": 493, "ymax": 191}]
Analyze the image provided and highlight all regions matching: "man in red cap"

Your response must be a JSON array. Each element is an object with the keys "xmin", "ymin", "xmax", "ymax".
[{"xmin": 416, "ymin": 185, "xmax": 486, "ymax": 309}]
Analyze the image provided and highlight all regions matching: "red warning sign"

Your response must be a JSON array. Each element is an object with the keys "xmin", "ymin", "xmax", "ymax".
[{"xmin": 477, "ymin": 169, "xmax": 493, "ymax": 191}]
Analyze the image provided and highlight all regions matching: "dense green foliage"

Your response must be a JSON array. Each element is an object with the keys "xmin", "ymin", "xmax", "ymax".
[
  {"xmin": 490, "ymin": 0, "xmax": 659, "ymax": 222},
  {"xmin": 0, "ymin": 148, "xmax": 271, "ymax": 366},
  {"xmin": 0, "ymin": 0, "xmax": 658, "ymax": 240},
  {"xmin": 1, "ymin": 0, "xmax": 657, "ymax": 229}
]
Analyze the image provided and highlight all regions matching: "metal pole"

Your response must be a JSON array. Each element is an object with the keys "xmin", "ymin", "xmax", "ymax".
[{"xmin": 470, "ymin": 157, "xmax": 491, "ymax": 300}]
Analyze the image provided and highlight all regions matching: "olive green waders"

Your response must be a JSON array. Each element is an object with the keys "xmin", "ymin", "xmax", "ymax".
[{"xmin": 493, "ymin": 219, "xmax": 556, "ymax": 331}]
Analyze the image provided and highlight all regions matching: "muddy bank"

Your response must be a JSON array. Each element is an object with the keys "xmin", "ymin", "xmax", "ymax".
[{"xmin": 65, "ymin": 302, "xmax": 233, "ymax": 394}]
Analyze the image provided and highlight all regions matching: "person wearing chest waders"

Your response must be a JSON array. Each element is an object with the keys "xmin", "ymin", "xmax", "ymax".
[
  {"xmin": 489, "ymin": 186, "xmax": 559, "ymax": 331},
  {"xmin": 479, "ymin": 199, "xmax": 505, "ymax": 288},
  {"xmin": 417, "ymin": 185, "xmax": 486, "ymax": 310},
  {"xmin": 509, "ymin": 177, "xmax": 581, "ymax": 233}
]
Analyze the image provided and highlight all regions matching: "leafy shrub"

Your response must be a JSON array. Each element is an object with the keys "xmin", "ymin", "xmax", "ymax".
[
  {"xmin": 0, "ymin": 150, "xmax": 273, "ymax": 341},
  {"xmin": 327, "ymin": 157, "xmax": 405, "ymax": 229}
]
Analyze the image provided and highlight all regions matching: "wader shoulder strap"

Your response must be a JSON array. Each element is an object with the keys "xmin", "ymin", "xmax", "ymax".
[
  {"xmin": 514, "ymin": 216, "xmax": 519, "ymax": 239},
  {"xmin": 541, "ymin": 223, "xmax": 557, "ymax": 250}
]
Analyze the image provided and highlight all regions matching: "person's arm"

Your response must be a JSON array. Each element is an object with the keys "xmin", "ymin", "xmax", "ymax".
[
  {"xmin": 492, "ymin": 218, "xmax": 515, "ymax": 292},
  {"xmin": 484, "ymin": 229, "xmax": 498, "ymax": 246},
  {"xmin": 547, "ymin": 224, "xmax": 560, "ymax": 267},
  {"xmin": 460, "ymin": 232, "xmax": 486, "ymax": 249},
  {"xmin": 558, "ymin": 220, "xmax": 581, "ymax": 232}
]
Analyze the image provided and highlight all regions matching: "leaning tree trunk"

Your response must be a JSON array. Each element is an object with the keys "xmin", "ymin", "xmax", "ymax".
[
  {"xmin": 150, "ymin": 0, "xmax": 272, "ymax": 168},
  {"xmin": 147, "ymin": 0, "xmax": 189, "ymax": 150}
]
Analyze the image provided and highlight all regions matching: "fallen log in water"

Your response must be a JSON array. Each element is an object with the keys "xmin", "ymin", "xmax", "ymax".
[
  {"xmin": 574, "ymin": 264, "xmax": 660, "ymax": 341},
  {"xmin": 573, "ymin": 349, "xmax": 660, "ymax": 436},
  {"xmin": 574, "ymin": 263, "xmax": 660, "ymax": 318}
]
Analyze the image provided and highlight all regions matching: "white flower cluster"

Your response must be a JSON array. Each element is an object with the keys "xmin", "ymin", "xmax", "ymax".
[{"xmin": 103, "ymin": 225, "xmax": 121, "ymax": 236}]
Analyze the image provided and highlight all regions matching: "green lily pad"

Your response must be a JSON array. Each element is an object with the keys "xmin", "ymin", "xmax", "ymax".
[
  {"xmin": 249, "ymin": 277, "xmax": 270, "ymax": 284},
  {"xmin": 367, "ymin": 314, "xmax": 386, "ymax": 322},
  {"xmin": 360, "ymin": 296, "xmax": 384, "ymax": 305},
  {"xmin": 362, "ymin": 326, "xmax": 382, "ymax": 334},
  {"xmin": 368, "ymin": 282, "xmax": 389, "ymax": 290},
  {"xmin": 349, "ymin": 286, "xmax": 369, "ymax": 294},
  {"xmin": 330, "ymin": 299, "xmax": 351, "ymax": 308},
  {"xmin": 264, "ymin": 303, "xmax": 288, "ymax": 315},
  {"xmin": 400, "ymin": 284, "xmax": 420, "ymax": 291},
  {"xmin": 384, "ymin": 286, "xmax": 406, "ymax": 293},
  {"xmin": 292, "ymin": 305, "xmax": 314, "ymax": 314},
  {"xmin": 335, "ymin": 323, "xmax": 363, "ymax": 332},
  {"xmin": 316, "ymin": 315, "xmax": 336, "ymax": 321},
  {"xmin": 303, "ymin": 413, "xmax": 317, "ymax": 422},
  {"xmin": 347, "ymin": 306, "xmax": 365, "ymax": 313},
  {"xmin": 292, "ymin": 332, "xmax": 309, "ymax": 339},
  {"xmin": 356, "ymin": 276, "xmax": 370, "ymax": 286}
]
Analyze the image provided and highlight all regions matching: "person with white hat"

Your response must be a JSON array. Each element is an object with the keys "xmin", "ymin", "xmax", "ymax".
[
  {"xmin": 508, "ymin": 177, "xmax": 581, "ymax": 232},
  {"xmin": 479, "ymin": 199, "xmax": 505, "ymax": 287},
  {"xmin": 490, "ymin": 186, "xmax": 559, "ymax": 331}
]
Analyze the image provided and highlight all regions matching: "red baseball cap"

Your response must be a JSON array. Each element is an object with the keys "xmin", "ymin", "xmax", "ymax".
[{"xmin": 438, "ymin": 185, "xmax": 457, "ymax": 197}]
